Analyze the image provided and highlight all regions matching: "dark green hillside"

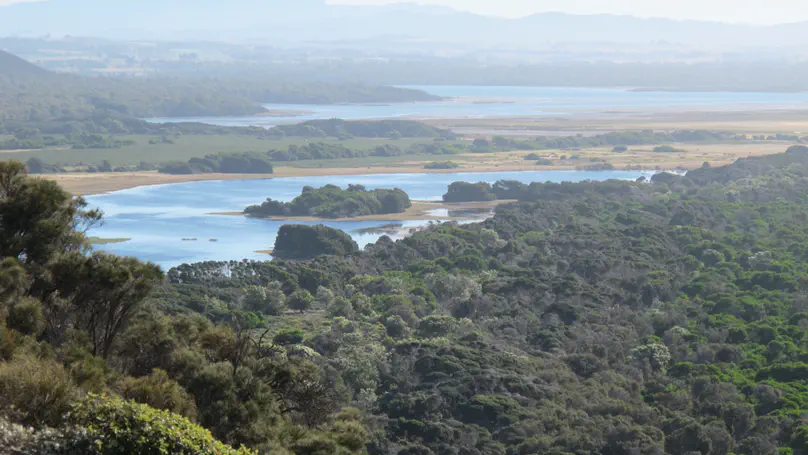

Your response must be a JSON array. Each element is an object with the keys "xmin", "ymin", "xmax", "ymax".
[
  {"xmin": 12, "ymin": 146, "xmax": 808, "ymax": 454},
  {"xmin": 0, "ymin": 51, "xmax": 440, "ymax": 125},
  {"xmin": 0, "ymin": 49, "xmax": 52, "ymax": 79},
  {"xmin": 160, "ymin": 146, "xmax": 808, "ymax": 454}
]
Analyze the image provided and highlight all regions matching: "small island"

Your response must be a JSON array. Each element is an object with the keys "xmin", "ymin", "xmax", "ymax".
[
  {"xmin": 244, "ymin": 184, "xmax": 411, "ymax": 219},
  {"xmin": 272, "ymin": 224, "xmax": 359, "ymax": 260}
]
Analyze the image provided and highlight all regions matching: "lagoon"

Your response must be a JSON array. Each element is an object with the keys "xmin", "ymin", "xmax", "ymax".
[{"xmin": 86, "ymin": 170, "xmax": 655, "ymax": 269}]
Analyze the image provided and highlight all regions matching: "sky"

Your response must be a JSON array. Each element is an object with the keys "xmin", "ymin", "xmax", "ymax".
[
  {"xmin": 0, "ymin": 0, "xmax": 804, "ymax": 25},
  {"xmin": 329, "ymin": 0, "xmax": 806, "ymax": 25}
]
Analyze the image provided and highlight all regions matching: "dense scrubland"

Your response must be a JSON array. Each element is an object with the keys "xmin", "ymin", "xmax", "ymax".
[{"xmin": 6, "ymin": 145, "xmax": 808, "ymax": 453}]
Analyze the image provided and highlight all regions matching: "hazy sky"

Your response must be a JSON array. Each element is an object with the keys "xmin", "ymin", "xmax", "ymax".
[
  {"xmin": 329, "ymin": 0, "xmax": 806, "ymax": 24},
  {"xmin": 0, "ymin": 0, "xmax": 803, "ymax": 25}
]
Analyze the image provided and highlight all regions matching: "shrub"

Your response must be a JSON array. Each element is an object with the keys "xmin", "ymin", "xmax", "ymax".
[
  {"xmin": 274, "ymin": 329, "xmax": 306, "ymax": 346},
  {"xmin": 6, "ymin": 297, "xmax": 45, "ymax": 336},
  {"xmin": 63, "ymin": 394, "xmax": 256, "ymax": 455},
  {"xmin": 0, "ymin": 356, "xmax": 79, "ymax": 426},
  {"xmin": 653, "ymin": 145, "xmax": 687, "ymax": 153},
  {"xmin": 424, "ymin": 161, "xmax": 459, "ymax": 170},
  {"xmin": 115, "ymin": 369, "xmax": 198, "ymax": 420}
]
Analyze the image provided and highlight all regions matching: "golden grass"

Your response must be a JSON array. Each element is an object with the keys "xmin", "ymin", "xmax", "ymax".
[{"xmin": 40, "ymin": 142, "xmax": 794, "ymax": 196}]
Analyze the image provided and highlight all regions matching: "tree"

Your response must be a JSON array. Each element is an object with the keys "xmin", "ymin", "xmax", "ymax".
[
  {"xmin": 48, "ymin": 252, "xmax": 163, "ymax": 358},
  {"xmin": 243, "ymin": 282, "xmax": 286, "ymax": 316},
  {"xmin": 317, "ymin": 286, "xmax": 335, "ymax": 308},
  {"xmin": 25, "ymin": 157, "xmax": 44, "ymax": 174},
  {"xmin": 288, "ymin": 290, "xmax": 315, "ymax": 314},
  {"xmin": 0, "ymin": 160, "xmax": 100, "ymax": 268},
  {"xmin": 443, "ymin": 181, "xmax": 495, "ymax": 202}
]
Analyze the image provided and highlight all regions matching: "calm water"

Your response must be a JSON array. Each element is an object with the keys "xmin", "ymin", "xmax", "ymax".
[
  {"xmin": 87, "ymin": 170, "xmax": 654, "ymax": 269},
  {"xmin": 145, "ymin": 86, "xmax": 808, "ymax": 128}
]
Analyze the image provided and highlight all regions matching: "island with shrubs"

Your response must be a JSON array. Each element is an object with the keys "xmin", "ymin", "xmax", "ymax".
[{"xmin": 244, "ymin": 184, "xmax": 411, "ymax": 219}]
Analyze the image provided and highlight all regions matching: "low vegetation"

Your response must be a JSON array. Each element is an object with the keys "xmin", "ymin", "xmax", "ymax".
[
  {"xmin": 269, "ymin": 119, "xmax": 455, "ymax": 140},
  {"xmin": 424, "ymin": 161, "xmax": 460, "ymax": 170},
  {"xmin": 653, "ymin": 145, "xmax": 689, "ymax": 153}
]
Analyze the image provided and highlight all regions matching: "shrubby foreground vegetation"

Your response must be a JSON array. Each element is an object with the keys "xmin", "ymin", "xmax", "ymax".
[{"xmin": 8, "ymin": 146, "xmax": 808, "ymax": 454}]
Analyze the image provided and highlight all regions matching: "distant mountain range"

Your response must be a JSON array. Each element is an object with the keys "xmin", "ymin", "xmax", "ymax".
[{"xmin": 2, "ymin": 0, "xmax": 808, "ymax": 48}]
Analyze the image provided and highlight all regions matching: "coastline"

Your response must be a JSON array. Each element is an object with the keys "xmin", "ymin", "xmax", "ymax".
[
  {"xmin": 211, "ymin": 200, "xmax": 513, "ymax": 222},
  {"xmin": 39, "ymin": 142, "xmax": 790, "ymax": 197}
]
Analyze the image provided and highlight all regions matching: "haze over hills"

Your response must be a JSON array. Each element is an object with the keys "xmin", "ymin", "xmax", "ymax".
[{"xmin": 3, "ymin": 0, "xmax": 808, "ymax": 48}]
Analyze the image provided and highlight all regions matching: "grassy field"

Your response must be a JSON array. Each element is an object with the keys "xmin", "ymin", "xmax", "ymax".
[{"xmin": 1, "ymin": 134, "xmax": 445, "ymax": 166}]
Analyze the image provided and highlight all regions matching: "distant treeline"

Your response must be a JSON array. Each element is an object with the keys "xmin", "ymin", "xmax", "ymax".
[
  {"xmin": 269, "ymin": 119, "xmax": 456, "ymax": 140},
  {"xmin": 0, "ymin": 50, "xmax": 440, "ymax": 123},
  {"xmin": 158, "ymin": 152, "xmax": 274, "ymax": 175},
  {"xmin": 245, "ymin": 184, "xmax": 411, "ymax": 219},
  {"xmin": 268, "ymin": 142, "xmax": 463, "ymax": 162},
  {"xmin": 443, "ymin": 178, "xmax": 651, "ymax": 203},
  {"xmin": 483, "ymin": 130, "xmax": 741, "ymax": 152}
]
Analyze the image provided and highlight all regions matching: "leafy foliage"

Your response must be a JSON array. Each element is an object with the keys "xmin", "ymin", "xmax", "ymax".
[{"xmin": 64, "ymin": 394, "xmax": 256, "ymax": 455}]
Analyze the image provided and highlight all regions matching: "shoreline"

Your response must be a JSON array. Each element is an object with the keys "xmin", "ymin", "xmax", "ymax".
[
  {"xmin": 39, "ymin": 142, "xmax": 791, "ymax": 197},
  {"xmin": 211, "ymin": 200, "xmax": 513, "ymax": 222},
  {"xmin": 40, "ymin": 163, "xmax": 635, "ymax": 196}
]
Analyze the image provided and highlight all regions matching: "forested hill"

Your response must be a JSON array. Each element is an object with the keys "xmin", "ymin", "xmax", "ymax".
[
  {"xmin": 0, "ymin": 50, "xmax": 439, "ymax": 123},
  {"xmin": 167, "ymin": 145, "xmax": 808, "ymax": 454},
  {"xmin": 10, "ymin": 147, "xmax": 808, "ymax": 454}
]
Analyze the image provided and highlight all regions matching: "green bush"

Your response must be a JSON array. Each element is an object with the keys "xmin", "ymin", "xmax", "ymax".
[
  {"xmin": 63, "ymin": 394, "xmax": 256, "ymax": 455},
  {"xmin": 0, "ymin": 356, "xmax": 79, "ymax": 426},
  {"xmin": 424, "ymin": 161, "xmax": 459, "ymax": 170},
  {"xmin": 115, "ymin": 369, "xmax": 198, "ymax": 420},
  {"xmin": 653, "ymin": 145, "xmax": 688, "ymax": 153},
  {"xmin": 6, "ymin": 297, "xmax": 45, "ymax": 336}
]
